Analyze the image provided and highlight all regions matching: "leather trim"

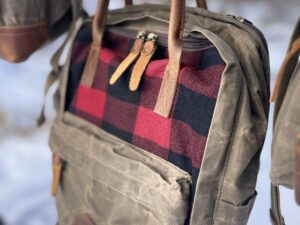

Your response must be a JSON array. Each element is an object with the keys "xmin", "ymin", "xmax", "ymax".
[
  {"xmin": 271, "ymin": 37, "xmax": 300, "ymax": 101},
  {"xmin": 73, "ymin": 214, "xmax": 96, "ymax": 225},
  {"xmin": 125, "ymin": 0, "xmax": 133, "ymax": 5},
  {"xmin": 197, "ymin": 0, "xmax": 208, "ymax": 9},
  {"xmin": 81, "ymin": 0, "xmax": 206, "ymax": 97},
  {"xmin": 295, "ymin": 135, "xmax": 300, "ymax": 205},
  {"xmin": 0, "ymin": 22, "xmax": 48, "ymax": 62},
  {"xmin": 153, "ymin": 0, "xmax": 185, "ymax": 117},
  {"xmin": 79, "ymin": 0, "xmax": 109, "ymax": 87}
]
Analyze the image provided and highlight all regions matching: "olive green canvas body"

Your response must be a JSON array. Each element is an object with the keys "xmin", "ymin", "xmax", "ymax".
[{"xmin": 49, "ymin": 5, "xmax": 270, "ymax": 225}]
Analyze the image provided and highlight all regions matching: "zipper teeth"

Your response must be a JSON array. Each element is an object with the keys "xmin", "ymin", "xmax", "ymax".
[
  {"xmin": 107, "ymin": 27, "xmax": 213, "ymax": 50},
  {"xmin": 226, "ymin": 15, "xmax": 268, "ymax": 52}
]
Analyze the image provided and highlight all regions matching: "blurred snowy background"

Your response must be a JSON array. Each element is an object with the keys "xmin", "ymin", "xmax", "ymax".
[{"xmin": 0, "ymin": 0, "xmax": 299, "ymax": 224}]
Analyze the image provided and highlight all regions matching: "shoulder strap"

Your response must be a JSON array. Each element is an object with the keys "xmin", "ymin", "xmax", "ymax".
[
  {"xmin": 270, "ymin": 185, "xmax": 285, "ymax": 225},
  {"xmin": 271, "ymin": 17, "xmax": 300, "ymax": 103},
  {"xmin": 37, "ymin": 0, "xmax": 86, "ymax": 126}
]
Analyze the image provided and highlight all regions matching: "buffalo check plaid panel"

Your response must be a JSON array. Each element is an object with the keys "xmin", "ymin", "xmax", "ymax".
[{"xmin": 67, "ymin": 24, "xmax": 225, "ymax": 199}]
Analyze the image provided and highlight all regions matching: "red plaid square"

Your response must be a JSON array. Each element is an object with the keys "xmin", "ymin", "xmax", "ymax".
[
  {"xmin": 134, "ymin": 106, "xmax": 171, "ymax": 149},
  {"xmin": 170, "ymin": 120, "xmax": 207, "ymax": 168},
  {"xmin": 75, "ymin": 85, "xmax": 106, "ymax": 118},
  {"xmin": 103, "ymin": 95, "xmax": 139, "ymax": 133}
]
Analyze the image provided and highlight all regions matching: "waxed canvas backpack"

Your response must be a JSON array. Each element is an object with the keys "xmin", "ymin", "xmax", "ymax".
[
  {"xmin": 46, "ymin": 0, "xmax": 270, "ymax": 224},
  {"xmin": 0, "ymin": 0, "xmax": 82, "ymax": 62},
  {"xmin": 269, "ymin": 17, "xmax": 300, "ymax": 225}
]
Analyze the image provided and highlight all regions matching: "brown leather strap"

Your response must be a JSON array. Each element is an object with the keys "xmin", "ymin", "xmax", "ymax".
[
  {"xmin": 80, "ymin": 0, "xmax": 109, "ymax": 86},
  {"xmin": 73, "ymin": 214, "xmax": 96, "ymax": 225},
  {"xmin": 271, "ymin": 37, "xmax": 300, "ymax": 102},
  {"xmin": 270, "ymin": 185, "xmax": 285, "ymax": 225},
  {"xmin": 197, "ymin": 0, "xmax": 207, "ymax": 9},
  {"xmin": 154, "ymin": 0, "xmax": 185, "ymax": 117},
  {"xmin": 81, "ymin": 0, "xmax": 206, "ymax": 116},
  {"xmin": 125, "ymin": 0, "xmax": 133, "ymax": 5}
]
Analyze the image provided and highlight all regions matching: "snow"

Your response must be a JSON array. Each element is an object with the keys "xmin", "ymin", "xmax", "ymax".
[{"xmin": 0, "ymin": 0, "xmax": 299, "ymax": 224}]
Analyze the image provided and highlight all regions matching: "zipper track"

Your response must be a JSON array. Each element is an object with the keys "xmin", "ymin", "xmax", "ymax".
[
  {"xmin": 226, "ymin": 15, "xmax": 268, "ymax": 53},
  {"xmin": 107, "ymin": 26, "xmax": 213, "ymax": 51}
]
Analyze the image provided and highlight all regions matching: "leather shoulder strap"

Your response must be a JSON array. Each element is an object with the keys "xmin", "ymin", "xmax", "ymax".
[{"xmin": 271, "ymin": 17, "xmax": 300, "ymax": 103}]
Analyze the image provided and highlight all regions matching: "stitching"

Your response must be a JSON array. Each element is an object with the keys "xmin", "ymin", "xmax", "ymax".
[{"xmin": 65, "ymin": 160, "xmax": 189, "ymax": 220}]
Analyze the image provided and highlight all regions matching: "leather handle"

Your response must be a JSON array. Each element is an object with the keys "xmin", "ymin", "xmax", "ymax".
[
  {"xmin": 80, "ymin": 0, "xmax": 198, "ymax": 86},
  {"xmin": 93, "ymin": 0, "xmax": 207, "ymax": 48},
  {"xmin": 80, "ymin": 0, "xmax": 206, "ymax": 116}
]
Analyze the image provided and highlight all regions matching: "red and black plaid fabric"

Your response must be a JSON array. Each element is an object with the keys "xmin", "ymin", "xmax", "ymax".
[{"xmin": 66, "ymin": 24, "xmax": 225, "ymax": 200}]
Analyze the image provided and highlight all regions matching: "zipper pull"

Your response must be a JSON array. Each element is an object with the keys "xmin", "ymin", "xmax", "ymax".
[
  {"xmin": 129, "ymin": 33, "xmax": 158, "ymax": 91},
  {"xmin": 109, "ymin": 31, "xmax": 147, "ymax": 85},
  {"xmin": 227, "ymin": 15, "xmax": 253, "ymax": 25},
  {"xmin": 51, "ymin": 154, "xmax": 63, "ymax": 197}
]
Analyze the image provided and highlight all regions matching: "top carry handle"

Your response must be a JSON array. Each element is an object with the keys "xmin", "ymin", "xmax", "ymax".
[{"xmin": 79, "ymin": 0, "xmax": 207, "ymax": 118}]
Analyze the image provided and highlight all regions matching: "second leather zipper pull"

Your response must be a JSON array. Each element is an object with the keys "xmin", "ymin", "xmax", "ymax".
[
  {"xmin": 129, "ymin": 33, "xmax": 158, "ymax": 91},
  {"xmin": 109, "ymin": 31, "xmax": 147, "ymax": 85}
]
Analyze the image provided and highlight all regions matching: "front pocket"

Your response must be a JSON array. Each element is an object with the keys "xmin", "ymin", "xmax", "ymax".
[
  {"xmin": 50, "ymin": 112, "xmax": 192, "ymax": 225},
  {"xmin": 213, "ymin": 192, "xmax": 257, "ymax": 225}
]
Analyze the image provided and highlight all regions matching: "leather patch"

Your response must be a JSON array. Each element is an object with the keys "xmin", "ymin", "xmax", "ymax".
[
  {"xmin": 295, "ymin": 135, "xmax": 300, "ymax": 205},
  {"xmin": 73, "ymin": 214, "xmax": 96, "ymax": 225},
  {"xmin": 0, "ymin": 22, "xmax": 48, "ymax": 62}
]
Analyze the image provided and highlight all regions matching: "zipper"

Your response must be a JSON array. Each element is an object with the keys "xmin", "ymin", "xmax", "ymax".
[
  {"xmin": 226, "ymin": 15, "xmax": 252, "ymax": 24},
  {"xmin": 109, "ymin": 30, "xmax": 147, "ymax": 85},
  {"xmin": 107, "ymin": 26, "xmax": 213, "ymax": 51},
  {"xmin": 225, "ymin": 13, "xmax": 270, "ymax": 104},
  {"xmin": 129, "ymin": 33, "xmax": 158, "ymax": 91},
  {"xmin": 226, "ymin": 14, "xmax": 268, "ymax": 53}
]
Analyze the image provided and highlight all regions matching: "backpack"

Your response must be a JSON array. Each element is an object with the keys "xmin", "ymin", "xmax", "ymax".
[
  {"xmin": 270, "ymin": 17, "xmax": 300, "ymax": 225},
  {"xmin": 0, "ymin": 0, "xmax": 83, "ymax": 63},
  {"xmin": 47, "ymin": 0, "xmax": 270, "ymax": 224}
]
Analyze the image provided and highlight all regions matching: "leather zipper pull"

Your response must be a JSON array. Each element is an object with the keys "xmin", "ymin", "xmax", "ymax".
[
  {"xmin": 51, "ymin": 154, "xmax": 63, "ymax": 197},
  {"xmin": 109, "ymin": 31, "xmax": 147, "ymax": 85},
  {"xmin": 129, "ymin": 33, "xmax": 158, "ymax": 91}
]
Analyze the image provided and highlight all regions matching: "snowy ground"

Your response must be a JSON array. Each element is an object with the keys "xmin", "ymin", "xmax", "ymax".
[{"xmin": 0, "ymin": 0, "xmax": 299, "ymax": 224}]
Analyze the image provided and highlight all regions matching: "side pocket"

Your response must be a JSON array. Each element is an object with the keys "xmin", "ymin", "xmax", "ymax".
[{"xmin": 213, "ymin": 192, "xmax": 257, "ymax": 225}]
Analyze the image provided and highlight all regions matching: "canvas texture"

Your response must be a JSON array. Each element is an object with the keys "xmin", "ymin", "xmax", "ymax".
[
  {"xmin": 49, "ymin": 4, "xmax": 270, "ymax": 225},
  {"xmin": 66, "ymin": 24, "xmax": 225, "ymax": 198},
  {"xmin": 271, "ymin": 18, "xmax": 300, "ymax": 188},
  {"xmin": 0, "ymin": 0, "xmax": 83, "ymax": 62}
]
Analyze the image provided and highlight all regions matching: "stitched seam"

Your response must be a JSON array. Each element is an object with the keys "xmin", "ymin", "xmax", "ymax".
[
  {"xmin": 63, "ymin": 112, "xmax": 191, "ymax": 176},
  {"xmin": 66, "ymin": 161, "xmax": 188, "ymax": 221},
  {"xmin": 56, "ymin": 138, "xmax": 188, "ymax": 200}
]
